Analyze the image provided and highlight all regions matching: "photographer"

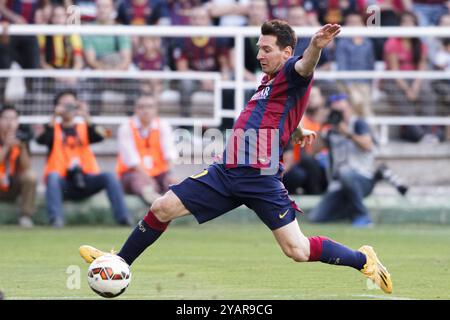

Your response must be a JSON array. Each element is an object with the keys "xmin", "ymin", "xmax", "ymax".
[
  {"xmin": 36, "ymin": 90, "xmax": 132, "ymax": 228},
  {"xmin": 308, "ymin": 94, "xmax": 376, "ymax": 227},
  {"xmin": 0, "ymin": 105, "xmax": 37, "ymax": 228}
]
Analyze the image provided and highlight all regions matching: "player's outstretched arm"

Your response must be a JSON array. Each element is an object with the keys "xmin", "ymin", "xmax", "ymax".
[{"xmin": 295, "ymin": 24, "xmax": 341, "ymax": 78}]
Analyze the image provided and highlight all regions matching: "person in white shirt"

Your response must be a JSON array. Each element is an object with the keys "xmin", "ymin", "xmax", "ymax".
[{"xmin": 116, "ymin": 95, "xmax": 177, "ymax": 205}]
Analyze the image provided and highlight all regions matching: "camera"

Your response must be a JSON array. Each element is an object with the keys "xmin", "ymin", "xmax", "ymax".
[
  {"xmin": 16, "ymin": 130, "xmax": 31, "ymax": 142},
  {"xmin": 326, "ymin": 109, "xmax": 344, "ymax": 126},
  {"xmin": 374, "ymin": 163, "xmax": 408, "ymax": 196},
  {"xmin": 67, "ymin": 166, "xmax": 86, "ymax": 189},
  {"xmin": 64, "ymin": 103, "xmax": 79, "ymax": 112}
]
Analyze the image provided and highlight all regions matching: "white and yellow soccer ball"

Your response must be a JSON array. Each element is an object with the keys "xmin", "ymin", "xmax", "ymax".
[{"xmin": 87, "ymin": 254, "xmax": 131, "ymax": 298}]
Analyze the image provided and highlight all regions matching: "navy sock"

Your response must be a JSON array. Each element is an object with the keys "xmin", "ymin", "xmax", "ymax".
[
  {"xmin": 117, "ymin": 210, "xmax": 169, "ymax": 266},
  {"xmin": 308, "ymin": 236, "xmax": 366, "ymax": 270}
]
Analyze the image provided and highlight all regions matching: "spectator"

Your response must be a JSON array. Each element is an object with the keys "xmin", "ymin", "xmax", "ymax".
[
  {"xmin": 412, "ymin": 0, "xmax": 449, "ymax": 26},
  {"xmin": 431, "ymin": 37, "xmax": 450, "ymax": 117},
  {"xmin": 0, "ymin": 105, "xmax": 37, "ymax": 228},
  {"xmin": 36, "ymin": 90, "xmax": 132, "ymax": 227},
  {"xmin": 166, "ymin": 0, "xmax": 207, "ymax": 25},
  {"xmin": 83, "ymin": 0, "xmax": 132, "ymax": 71},
  {"xmin": 38, "ymin": 4, "xmax": 84, "ymax": 92},
  {"xmin": 0, "ymin": 22, "xmax": 8, "ymax": 104},
  {"xmin": 35, "ymin": 0, "xmax": 53, "ymax": 24},
  {"xmin": 335, "ymin": 12, "xmax": 376, "ymax": 117},
  {"xmin": 429, "ymin": 12, "xmax": 450, "ymax": 57},
  {"xmin": 287, "ymin": 5, "xmax": 337, "ymax": 96},
  {"xmin": 172, "ymin": 5, "xmax": 231, "ymax": 116},
  {"xmin": 383, "ymin": 11, "xmax": 439, "ymax": 142},
  {"xmin": 371, "ymin": 1, "xmax": 412, "ymax": 60},
  {"xmin": 39, "ymin": 4, "xmax": 83, "ymax": 70},
  {"xmin": 308, "ymin": 94, "xmax": 376, "ymax": 227},
  {"xmin": 0, "ymin": 0, "xmax": 40, "ymax": 104},
  {"xmin": 287, "ymin": 6, "xmax": 331, "ymax": 71},
  {"xmin": 116, "ymin": 0, "xmax": 170, "ymax": 25},
  {"xmin": 68, "ymin": 0, "xmax": 98, "ymax": 23},
  {"xmin": 117, "ymin": 95, "xmax": 177, "ymax": 205},
  {"xmin": 266, "ymin": 0, "xmax": 304, "ymax": 20},
  {"xmin": 134, "ymin": 36, "xmax": 165, "ymax": 95},
  {"xmin": 242, "ymin": 0, "xmax": 269, "ymax": 82},
  {"xmin": 207, "ymin": 0, "xmax": 249, "ymax": 26},
  {"xmin": 82, "ymin": 0, "xmax": 133, "ymax": 113},
  {"xmin": 303, "ymin": 0, "xmax": 367, "ymax": 25},
  {"xmin": 283, "ymin": 86, "xmax": 329, "ymax": 195},
  {"xmin": 376, "ymin": 0, "xmax": 413, "ymax": 13}
]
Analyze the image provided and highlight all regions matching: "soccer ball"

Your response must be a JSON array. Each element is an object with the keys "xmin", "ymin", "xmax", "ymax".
[{"xmin": 87, "ymin": 254, "xmax": 131, "ymax": 298}]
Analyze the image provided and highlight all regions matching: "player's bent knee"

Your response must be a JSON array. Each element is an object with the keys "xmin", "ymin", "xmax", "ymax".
[
  {"xmin": 150, "ymin": 197, "xmax": 169, "ymax": 222},
  {"xmin": 150, "ymin": 194, "xmax": 178, "ymax": 223}
]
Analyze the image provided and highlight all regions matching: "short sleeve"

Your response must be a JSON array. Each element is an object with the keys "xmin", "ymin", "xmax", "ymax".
[
  {"xmin": 118, "ymin": 36, "xmax": 131, "ymax": 51},
  {"xmin": 82, "ymin": 36, "xmax": 93, "ymax": 51},
  {"xmin": 383, "ymin": 38, "xmax": 398, "ymax": 56},
  {"xmin": 70, "ymin": 35, "xmax": 83, "ymax": 55},
  {"xmin": 421, "ymin": 42, "xmax": 428, "ymax": 58},
  {"xmin": 283, "ymin": 55, "xmax": 313, "ymax": 86},
  {"xmin": 353, "ymin": 119, "xmax": 371, "ymax": 135},
  {"xmin": 434, "ymin": 50, "xmax": 448, "ymax": 68},
  {"xmin": 38, "ymin": 35, "xmax": 45, "ymax": 52}
]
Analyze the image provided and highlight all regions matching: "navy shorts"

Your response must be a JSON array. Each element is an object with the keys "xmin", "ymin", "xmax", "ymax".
[{"xmin": 169, "ymin": 163, "xmax": 302, "ymax": 230}]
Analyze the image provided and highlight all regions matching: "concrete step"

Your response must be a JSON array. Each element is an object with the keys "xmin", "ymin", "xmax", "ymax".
[{"xmin": 1, "ymin": 189, "xmax": 449, "ymax": 226}]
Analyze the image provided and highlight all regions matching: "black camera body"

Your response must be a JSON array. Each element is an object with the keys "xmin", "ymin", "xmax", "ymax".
[
  {"xmin": 64, "ymin": 103, "xmax": 79, "ymax": 112},
  {"xmin": 326, "ymin": 109, "xmax": 344, "ymax": 126},
  {"xmin": 16, "ymin": 125, "xmax": 34, "ymax": 142},
  {"xmin": 67, "ymin": 166, "xmax": 86, "ymax": 189}
]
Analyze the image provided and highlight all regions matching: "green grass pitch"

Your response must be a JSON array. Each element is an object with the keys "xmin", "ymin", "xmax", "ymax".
[{"xmin": 1, "ymin": 221, "xmax": 449, "ymax": 300}]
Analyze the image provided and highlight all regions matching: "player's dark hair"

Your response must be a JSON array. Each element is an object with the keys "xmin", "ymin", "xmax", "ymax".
[
  {"xmin": 261, "ymin": 19, "xmax": 297, "ymax": 51},
  {"xmin": 53, "ymin": 89, "xmax": 77, "ymax": 107}
]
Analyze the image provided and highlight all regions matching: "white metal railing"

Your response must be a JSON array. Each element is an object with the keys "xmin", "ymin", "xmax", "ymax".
[
  {"xmin": 0, "ymin": 69, "xmax": 223, "ymax": 126},
  {"xmin": 3, "ymin": 24, "xmax": 450, "ymax": 37},
  {"xmin": 1, "ymin": 24, "xmax": 450, "ymax": 142}
]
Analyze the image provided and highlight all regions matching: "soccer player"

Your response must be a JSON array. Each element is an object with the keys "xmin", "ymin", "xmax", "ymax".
[{"xmin": 80, "ymin": 20, "xmax": 393, "ymax": 294}]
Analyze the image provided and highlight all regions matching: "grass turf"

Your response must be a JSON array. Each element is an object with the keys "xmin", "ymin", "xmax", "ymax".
[{"xmin": 0, "ymin": 221, "xmax": 449, "ymax": 300}]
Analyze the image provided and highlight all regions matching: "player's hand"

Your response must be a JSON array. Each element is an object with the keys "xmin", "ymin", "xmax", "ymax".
[
  {"xmin": 311, "ymin": 24, "xmax": 341, "ymax": 49},
  {"xmin": 293, "ymin": 127, "xmax": 317, "ymax": 147}
]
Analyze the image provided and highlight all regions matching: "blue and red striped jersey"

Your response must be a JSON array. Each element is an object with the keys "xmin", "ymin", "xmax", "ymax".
[
  {"xmin": 223, "ymin": 55, "xmax": 313, "ymax": 170},
  {"xmin": 5, "ymin": 0, "xmax": 38, "ymax": 23},
  {"xmin": 173, "ymin": 37, "xmax": 229, "ymax": 72}
]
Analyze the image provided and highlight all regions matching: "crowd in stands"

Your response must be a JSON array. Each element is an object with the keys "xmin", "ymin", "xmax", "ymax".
[
  {"xmin": 1, "ymin": 90, "xmax": 176, "ymax": 228},
  {"xmin": 0, "ymin": 1, "xmax": 448, "ymax": 129},
  {"xmin": 0, "ymin": 1, "xmax": 448, "ymax": 228}
]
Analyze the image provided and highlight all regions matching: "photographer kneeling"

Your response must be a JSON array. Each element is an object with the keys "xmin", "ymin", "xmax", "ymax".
[
  {"xmin": 308, "ymin": 94, "xmax": 376, "ymax": 227},
  {"xmin": 36, "ymin": 90, "xmax": 132, "ymax": 228},
  {"xmin": 0, "ymin": 105, "xmax": 37, "ymax": 228}
]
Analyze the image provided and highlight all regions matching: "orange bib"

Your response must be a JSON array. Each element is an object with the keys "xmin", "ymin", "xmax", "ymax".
[
  {"xmin": 116, "ymin": 119, "xmax": 169, "ymax": 178},
  {"xmin": 44, "ymin": 122, "xmax": 100, "ymax": 179},
  {"xmin": 0, "ymin": 145, "xmax": 21, "ymax": 192}
]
